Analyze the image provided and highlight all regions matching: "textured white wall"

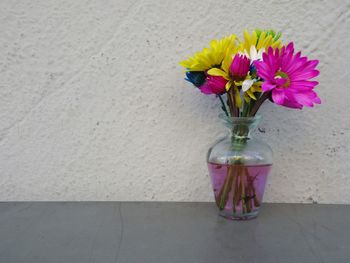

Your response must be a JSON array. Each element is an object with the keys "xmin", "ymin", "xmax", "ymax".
[{"xmin": 0, "ymin": 0, "xmax": 349, "ymax": 202}]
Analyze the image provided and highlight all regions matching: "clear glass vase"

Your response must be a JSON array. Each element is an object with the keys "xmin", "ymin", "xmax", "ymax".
[{"xmin": 207, "ymin": 114, "xmax": 273, "ymax": 220}]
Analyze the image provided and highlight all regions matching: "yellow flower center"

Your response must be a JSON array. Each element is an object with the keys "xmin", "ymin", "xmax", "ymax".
[{"xmin": 275, "ymin": 71, "xmax": 290, "ymax": 88}]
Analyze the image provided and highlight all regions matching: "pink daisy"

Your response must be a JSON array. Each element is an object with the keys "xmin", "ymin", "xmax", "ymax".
[{"xmin": 255, "ymin": 42, "xmax": 321, "ymax": 109}]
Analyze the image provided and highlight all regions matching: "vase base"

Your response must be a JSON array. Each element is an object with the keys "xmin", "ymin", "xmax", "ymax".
[{"xmin": 219, "ymin": 210, "xmax": 259, "ymax": 221}]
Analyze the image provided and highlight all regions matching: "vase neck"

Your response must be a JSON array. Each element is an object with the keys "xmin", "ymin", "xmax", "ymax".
[
  {"xmin": 230, "ymin": 123, "xmax": 252, "ymax": 139},
  {"xmin": 219, "ymin": 114, "xmax": 261, "ymax": 141}
]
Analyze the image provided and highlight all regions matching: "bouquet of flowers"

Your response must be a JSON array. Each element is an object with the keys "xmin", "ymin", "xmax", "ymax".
[{"xmin": 180, "ymin": 30, "xmax": 320, "ymax": 220}]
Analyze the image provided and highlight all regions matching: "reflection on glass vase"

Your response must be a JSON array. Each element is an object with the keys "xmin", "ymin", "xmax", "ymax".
[{"xmin": 207, "ymin": 114, "xmax": 273, "ymax": 220}]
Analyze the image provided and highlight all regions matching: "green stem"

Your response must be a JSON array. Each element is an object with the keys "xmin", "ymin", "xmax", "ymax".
[
  {"xmin": 232, "ymin": 171, "xmax": 238, "ymax": 213},
  {"xmin": 218, "ymin": 165, "xmax": 234, "ymax": 210},
  {"xmin": 240, "ymin": 170, "xmax": 247, "ymax": 214},
  {"xmin": 227, "ymin": 87, "xmax": 239, "ymax": 117},
  {"xmin": 233, "ymin": 166, "xmax": 242, "ymax": 206},
  {"xmin": 249, "ymin": 92, "xmax": 270, "ymax": 117},
  {"xmin": 218, "ymin": 94, "xmax": 229, "ymax": 117},
  {"xmin": 242, "ymin": 101, "xmax": 250, "ymax": 117}
]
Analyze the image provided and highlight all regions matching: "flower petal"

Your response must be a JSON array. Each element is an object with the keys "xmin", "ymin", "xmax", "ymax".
[
  {"xmin": 199, "ymin": 84, "xmax": 213, "ymax": 94},
  {"xmin": 242, "ymin": 79, "xmax": 254, "ymax": 92},
  {"xmin": 261, "ymin": 82, "xmax": 276, "ymax": 92},
  {"xmin": 246, "ymin": 89, "xmax": 257, "ymax": 100},
  {"xmin": 291, "ymin": 70, "xmax": 320, "ymax": 80},
  {"xmin": 207, "ymin": 68, "xmax": 229, "ymax": 80},
  {"xmin": 250, "ymin": 45, "xmax": 257, "ymax": 60},
  {"xmin": 234, "ymin": 88, "xmax": 242, "ymax": 108},
  {"xmin": 275, "ymin": 78, "xmax": 287, "ymax": 86},
  {"xmin": 282, "ymin": 99, "xmax": 303, "ymax": 109},
  {"xmin": 272, "ymin": 89, "xmax": 285, "ymax": 105},
  {"xmin": 225, "ymin": 81, "xmax": 232, "ymax": 91}
]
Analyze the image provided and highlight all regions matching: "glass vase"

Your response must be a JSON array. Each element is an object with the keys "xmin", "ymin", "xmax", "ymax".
[{"xmin": 207, "ymin": 114, "xmax": 273, "ymax": 220}]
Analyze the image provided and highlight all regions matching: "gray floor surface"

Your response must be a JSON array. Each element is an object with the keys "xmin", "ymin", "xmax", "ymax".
[{"xmin": 0, "ymin": 202, "xmax": 349, "ymax": 263}]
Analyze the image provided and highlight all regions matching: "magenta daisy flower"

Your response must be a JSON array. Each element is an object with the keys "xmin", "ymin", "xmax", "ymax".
[
  {"xmin": 199, "ymin": 75, "xmax": 227, "ymax": 95},
  {"xmin": 255, "ymin": 42, "xmax": 320, "ymax": 109}
]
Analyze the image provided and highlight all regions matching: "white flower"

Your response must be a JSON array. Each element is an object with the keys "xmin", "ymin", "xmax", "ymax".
[
  {"xmin": 244, "ymin": 45, "xmax": 264, "ymax": 63},
  {"xmin": 240, "ymin": 45, "xmax": 264, "ymax": 92},
  {"xmin": 242, "ymin": 79, "xmax": 255, "ymax": 92}
]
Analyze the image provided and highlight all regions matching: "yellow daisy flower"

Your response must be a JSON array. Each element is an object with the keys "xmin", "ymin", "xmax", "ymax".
[
  {"xmin": 240, "ymin": 29, "xmax": 282, "ymax": 59},
  {"xmin": 180, "ymin": 34, "xmax": 239, "ymax": 71}
]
